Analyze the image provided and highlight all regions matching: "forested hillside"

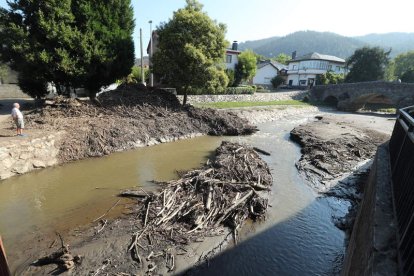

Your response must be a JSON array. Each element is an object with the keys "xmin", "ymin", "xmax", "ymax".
[{"xmin": 239, "ymin": 31, "xmax": 414, "ymax": 59}]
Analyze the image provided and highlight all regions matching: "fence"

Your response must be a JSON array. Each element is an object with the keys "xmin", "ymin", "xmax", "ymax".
[{"xmin": 389, "ymin": 105, "xmax": 414, "ymax": 276}]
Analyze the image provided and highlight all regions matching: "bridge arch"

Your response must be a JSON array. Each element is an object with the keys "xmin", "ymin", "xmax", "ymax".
[{"xmin": 323, "ymin": 95, "xmax": 338, "ymax": 106}]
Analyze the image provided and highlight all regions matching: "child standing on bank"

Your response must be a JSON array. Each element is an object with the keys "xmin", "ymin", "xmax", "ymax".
[{"xmin": 11, "ymin": 102, "xmax": 24, "ymax": 136}]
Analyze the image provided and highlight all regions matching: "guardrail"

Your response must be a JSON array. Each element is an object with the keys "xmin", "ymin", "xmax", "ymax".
[{"xmin": 389, "ymin": 105, "xmax": 414, "ymax": 276}]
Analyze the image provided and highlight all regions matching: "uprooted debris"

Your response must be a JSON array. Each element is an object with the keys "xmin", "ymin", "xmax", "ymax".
[
  {"xmin": 118, "ymin": 141, "xmax": 273, "ymax": 274},
  {"xmin": 32, "ymin": 233, "xmax": 82, "ymax": 272},
  {"xmin": 24, "ymin": 86, "xmax": 257, "ymax": 163},
  {"xmin": 290, "ymin": 116, "xmax": 389, "ymax": 191}
]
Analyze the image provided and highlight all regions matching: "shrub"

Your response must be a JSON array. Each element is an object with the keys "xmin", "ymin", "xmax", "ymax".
[
  {"xmin": 225, "ymin": 86, "xmax": 255, "ymax": 95},
  {"xmin": 271, "ymin": 75, "xmax": 285, "ymax": 88},
  {"xmin": 225, "ymin": 69, "xmax": 235, "ymax": 87}
]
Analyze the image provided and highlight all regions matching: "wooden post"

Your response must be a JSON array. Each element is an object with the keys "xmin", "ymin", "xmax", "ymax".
[{"xmin": 0, "ymin": 235, "xmax": 10, "ymax": 276}]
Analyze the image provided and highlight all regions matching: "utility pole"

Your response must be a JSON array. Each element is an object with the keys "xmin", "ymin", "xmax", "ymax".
[
  {"xmin": 140, "ymin": 28, "xmax": 145, "ymax": 85},
  {"xmin": 149, "ymin": 20, "xmax": 154, "ymax": 87}
]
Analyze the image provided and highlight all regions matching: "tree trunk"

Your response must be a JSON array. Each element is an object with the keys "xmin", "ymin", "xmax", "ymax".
[{"xmin": 183, "ymin": 86, "xmax": 188, "ymax": 106}]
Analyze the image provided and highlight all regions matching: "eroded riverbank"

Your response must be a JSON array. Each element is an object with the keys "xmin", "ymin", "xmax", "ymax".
[{"xmin": 1, "ymin": 105, "xmax": 396, "ymax": 275}]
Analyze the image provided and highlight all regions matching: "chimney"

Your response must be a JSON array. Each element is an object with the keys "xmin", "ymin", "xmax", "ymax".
[
  {"xmin": 292, "ymin": 51, "xmax": 297, "ymax": 60},
  {"xmin": 232, "ymin": 41, "xmax": 238, "ymax": 51}
]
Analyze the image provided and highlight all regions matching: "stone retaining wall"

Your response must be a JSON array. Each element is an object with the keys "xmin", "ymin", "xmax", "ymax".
[
  {"xmin": 177, "ymin": 91, "xmax": 308, "ymax": 104},
  {"xmin": 0, "ymin": 133, "xmax": 63, "ymax": 180}
]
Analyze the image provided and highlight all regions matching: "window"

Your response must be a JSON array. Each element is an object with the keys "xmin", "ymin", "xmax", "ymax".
[
  {"xmin": 336, "ymin": 66, "xmax": 340, "ymax": 72},
  {"xmin": 299, "ymin": 80, "xmax": 307, "ymax": 86},
  {"xmin": 226, "ymin": 55, "xmax": 232, "ymax": 63},
  {"xmin": 328, "ymin": 65, "xmax": 332, "ymax": 70},
  {"xmin": 292, "ymin": 65, "xmax": 297, "ymax": 70}
]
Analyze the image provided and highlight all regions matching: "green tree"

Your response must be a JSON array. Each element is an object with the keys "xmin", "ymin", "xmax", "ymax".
[
  {"xmin": 401, "ymin": 69, "xmax": 414, "ymax": 83},
  {"xmin": 234, "ymin": 50, "xmax": 257, "ymax": 85},
  {"xmin": 393, "ymin": 51, "xmax": 414, "ymax": 80},
  {"xmin": 129, "ymin": 66, "xmax": 150, "ymax": 83},
  {"xmin": 345, "ymin": 46, "xmax": 390, "ymax": 83},
  {"xmin": 271, "ymin": 75, "xmax": 285, "ymax": 88},
  {"xmin": 225, "ymin": 69, "xmax": 235, "ymax": 87},
  {"xmin": 0, "ymin": 0, "xmax": 134, "ymax": 99},
  {"xmin": 72, "ymin": 0, "xmax": 135, "ymax": 98},
  {"xmin": 317, "ymin": 71, "xmax": 345, "ymax": 85},
  {"xmin": 152, "ymin": 0, "xmax": 228, "ymax": 104},
  {"xmin": 272, "ymin": 53, "xmax": 290, "ymax": 65}
]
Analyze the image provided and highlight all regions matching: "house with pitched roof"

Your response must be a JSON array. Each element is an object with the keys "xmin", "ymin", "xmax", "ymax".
[
  {"xmin": 253, "ymin": 61, "xmax": 288, "ymax": 86},
  {"xmin": 287, "ymin": 52, "xmax": 347, "ymax": 87}
]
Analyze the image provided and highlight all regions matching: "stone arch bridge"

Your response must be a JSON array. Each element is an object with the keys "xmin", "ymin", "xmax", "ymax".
[{"xmin": 310, "ymin": 81, "xmax": 414, "ymax": 111}]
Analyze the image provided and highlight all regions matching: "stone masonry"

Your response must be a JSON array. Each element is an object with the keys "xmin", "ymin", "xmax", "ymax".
[
  {"xmin": 0, "ymin": 133, "xmax": 63, "ymax": 180},
  {"xmin": 177, "ymin": 91, "xmax": 307, "ymax": 104},
  {"xmin": 311, "ymin": 81, "xmax": 414, "ymax": 111}
]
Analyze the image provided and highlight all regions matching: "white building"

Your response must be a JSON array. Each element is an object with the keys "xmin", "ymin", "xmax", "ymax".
[
  {"xmin": 225, "ymin": 41, "xmax": 241, "ymax": 70},
  {"xmin": 253, "ymin": 61, "xmax": 287, "ymax": 86},
  {"xmin": 287, "ymin": 52, "xmax": 347, "ymax": 87}
]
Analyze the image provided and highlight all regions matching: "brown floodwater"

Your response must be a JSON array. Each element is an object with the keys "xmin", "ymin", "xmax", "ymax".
[{"xmin": 0, "ymin": 111, "xmax": 356, "ymax": 275}]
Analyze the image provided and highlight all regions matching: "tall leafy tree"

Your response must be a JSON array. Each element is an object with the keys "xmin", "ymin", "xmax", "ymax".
[
  {"xmin": 273, "ymin": 53, "xmax": 291, "ymax": 65},
  {"xmin": 0, "ymin": 0, "xmax": 83, "ymax": 97},
  {"xmin": 393, "ymin": 51, "xmax": 414, "ymax": 80},
  {"xmin": 234, "ymin": 50, "xmax": 257, "ymax": 85},
  {"xmin": 345, "ymin": 46, "xmax": 390, "ymax": 83},
  {"xmin": 0, "ymin": 0, "xmax": 134, "ymax": 98},
  {"xmin": 152, "ymin": 0, "xmax": 228, "ymax": 104},
  {"xmin": 72, "ymin": 0, "xmax": 135, "ymax": 98}
]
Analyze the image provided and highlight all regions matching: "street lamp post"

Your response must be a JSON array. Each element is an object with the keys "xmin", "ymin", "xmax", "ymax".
[{"xmin": 149, "ymin": 20, "xmax": 154, "ymax": 87}]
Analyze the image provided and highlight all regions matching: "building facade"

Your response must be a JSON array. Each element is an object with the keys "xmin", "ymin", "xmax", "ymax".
[
  {"xmin": 253, "ymin": 61, "xmax": 287, "ymax": 86},
  {"xmin": 287, "ymin": 52, "xmax": 347, "ymax": 87},
  {"xmin": 225, "ymin": 41, "xmax": 241, "ymax": 70}
]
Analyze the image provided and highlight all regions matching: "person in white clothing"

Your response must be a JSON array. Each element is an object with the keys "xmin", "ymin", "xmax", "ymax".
[{"xmin": 11, "ymin": 103, "xmax": 24, "ymax": 136}]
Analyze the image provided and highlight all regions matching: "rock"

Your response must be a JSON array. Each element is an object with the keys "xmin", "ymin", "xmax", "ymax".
[{"xmin": 32, "ymin": 160, "xmax": 46, "ymax": 168}]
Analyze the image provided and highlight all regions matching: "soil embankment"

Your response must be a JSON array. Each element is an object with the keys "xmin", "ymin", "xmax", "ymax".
[
  {"xmin": 290, "ymin": 114, "xmax": 393, "ymax": 234},
  {"xmin": 22, "ymin": 141, "xmax": 273, "ymax": 275},
  {"xmin": 25, "ymin": 86, "xmax": 257, "ymax": 163}
]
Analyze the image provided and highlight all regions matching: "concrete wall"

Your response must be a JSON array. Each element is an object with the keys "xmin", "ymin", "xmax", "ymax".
[
  {"xmin": 0, "ymin": 84, "xmax": 30, "ymax": 99},
  {"xmin": 177, "ymin": 91, "xmax": 307, "ymax": 104},
  {"xmin": 0, "ymin": 133, "xmax": 63, "ymax": 180},
  {"xmin": 341, "ymin": 143, "xmax": 398, "ymax": 275}
]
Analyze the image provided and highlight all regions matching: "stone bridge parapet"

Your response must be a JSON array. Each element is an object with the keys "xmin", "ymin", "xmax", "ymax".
[{"xmin": 311, "ymin": 81, "xmax": 414, "ymax": 111}]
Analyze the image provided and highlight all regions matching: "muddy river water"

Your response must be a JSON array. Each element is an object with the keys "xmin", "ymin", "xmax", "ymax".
[{"xmin": 1, "ymin": 111, "xmax": 347, "ymax": 275}]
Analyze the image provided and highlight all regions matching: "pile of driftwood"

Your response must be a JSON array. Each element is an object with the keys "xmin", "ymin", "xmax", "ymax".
[{"xmin": 119, "ymin": 141, "xmax": 273, "ymax": 273}]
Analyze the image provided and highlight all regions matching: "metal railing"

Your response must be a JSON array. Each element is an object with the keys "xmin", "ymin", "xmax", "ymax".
[{"xmin": 389, "ymin": 105, "xmax": 414, "ymax": 276}]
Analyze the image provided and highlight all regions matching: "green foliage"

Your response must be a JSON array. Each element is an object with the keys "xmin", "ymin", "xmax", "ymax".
[
  {"xmin": 0, "ymin": 0, "xmax": 134, "ymax": 98},
  {"xmin": 393, "ymin": 51, "xmax": 414, "ymax": 80},
  {"xmin": 128, "ymin": 66, "xmax": 150, "ymax": 83},
  {"xmin": 225, "ymin": 86, "xmax": 255, "ymax": 95},
  {"xmin": 225, "ymin": 69, "xmax": 235, "ymax": 87},
  {"xmin": 345, "ymin": 47, "xmax": 390, "ymax": 83},
  {"xmin": 401, "ymin": 69, "xmax": 414, "ymax": 83},
  {"xmin": 71, "ymin": 0, "xmax": 135, "ymax": 97},
  {"xmin": 317, "ymin": 71, "xmax": 345, "ymax": 85},
  {"xmin": 272, "ymin": 53, "xmax": 290, "ymax": 65},
  {"xmin": 384, "ymin": 60, "xmax": 396, "ymax": 81},
  {"xmin": 234, "ymin": 50, "xmax": 257, "ymax": 85},
  {"xmin": 271, "ymin": 75, "xmax": 285, "ymax": 88},
  {"xmin": 152, "ymin": 0, "xmax": 228, "ymax": 104}
]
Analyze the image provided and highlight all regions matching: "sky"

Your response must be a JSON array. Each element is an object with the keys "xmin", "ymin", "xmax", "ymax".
[{"xmin": 1, "ymin": 0, "xmax": 414, "ymax": 56}]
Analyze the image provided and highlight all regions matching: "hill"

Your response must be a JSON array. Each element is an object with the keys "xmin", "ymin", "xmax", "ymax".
[{"xmin": 239, "ymin": 31, "xmax": 414, "ymax": 59}]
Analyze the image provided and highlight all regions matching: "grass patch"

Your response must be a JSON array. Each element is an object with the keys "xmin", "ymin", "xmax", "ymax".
[{"xmin": 194, "ymin": 100, "xmax": 312, "ymax": 109}]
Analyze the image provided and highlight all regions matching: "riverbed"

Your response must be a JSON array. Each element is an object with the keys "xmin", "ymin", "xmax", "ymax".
[{"xmin": 0, "ymin": 107, "xmax": 395, "ymax": 275}]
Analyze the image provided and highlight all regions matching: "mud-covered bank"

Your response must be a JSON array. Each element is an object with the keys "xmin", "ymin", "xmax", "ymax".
[
  {"xmin": 20, "ymin": 142, "xmax": 273, "ymax": 275},
  {"xmin": 0, "ymin": 86, "xmax": 257, "ymax": 180},
  {"xmin": 289, "ymin": 114, "xmax": 394, "ymax": 234},
  {"xmin": 25, "ymin": 86, "xmax": 257, "ymax": 163}
]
